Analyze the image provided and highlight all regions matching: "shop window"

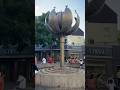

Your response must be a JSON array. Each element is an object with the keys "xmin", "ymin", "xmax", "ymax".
[{"xmin": 88, "ymin": 39, "xmax": 94, "ymax": 44}]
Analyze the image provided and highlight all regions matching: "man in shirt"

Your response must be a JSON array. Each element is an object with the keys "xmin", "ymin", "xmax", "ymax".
[
  {"xmin": 42, "ymin": 57, "xmax": 47, "ymax": 64},
  {"xmin": 16, "ymin": 74, "xmax": 26, "ymax": 89}
]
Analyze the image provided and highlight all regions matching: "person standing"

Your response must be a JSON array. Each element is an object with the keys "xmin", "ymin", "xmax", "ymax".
[
  {"xmin": 107, "ymin": 78, "xmax": 116, "ymax": 90},
  {"xmin": 35, "ymin": 56, "xmax": 38, "ymax": 65},
  {"xmin": 86, "ymin": 74, "xmax": 97, "ymax": 90},
  {"xmin": 0, "ymin": 72, "xmax": 4, "ymax": 90},
  {"xmin": 79, "ymin": 59, "xmax": 84, "ymax": 69},
  {"xmin": 116, "ymin": 70, "xmax": 120, "ymax": 87},
  {"xmin": 42, "ymin": 57, "xmax": 47, "ymax": 64},
  {"xmin": 16, "ymin": 74, "xmax": 26, "ymax": 90},
  {"xmin": 47, "ymin": 55, "xmax": 53, "ymax": 64},
  {"xmin": 67, "ymin": 57, "xmax": 71, "ymax": 64}
]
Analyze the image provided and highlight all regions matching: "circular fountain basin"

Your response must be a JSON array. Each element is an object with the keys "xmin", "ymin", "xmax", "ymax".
[{"xmin": 35, "ymin": 64, "xmax": 85, "ymax": 89}]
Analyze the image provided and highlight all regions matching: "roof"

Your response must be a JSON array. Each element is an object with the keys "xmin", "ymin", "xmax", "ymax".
[
  {"xmin": 87, "ymin": 4, "xmax": 117, "ymax": 23},
  {"xmin": 71, "ymin": 28, "xmax": 84, "ymax": 36}
]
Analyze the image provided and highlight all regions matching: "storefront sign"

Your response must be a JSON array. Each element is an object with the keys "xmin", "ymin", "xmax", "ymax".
[
  {"xmin": 0, "ymin": 47, "xmax": 33, "ymax": 56},
  {"xmin": 86, "ymin": 46, "xmax": 112, "ymax": 56}
]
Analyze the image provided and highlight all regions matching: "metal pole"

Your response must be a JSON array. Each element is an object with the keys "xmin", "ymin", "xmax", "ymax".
[{"xmin": 60, "ymin": 36, "xmax": 64, "ymax": 67}]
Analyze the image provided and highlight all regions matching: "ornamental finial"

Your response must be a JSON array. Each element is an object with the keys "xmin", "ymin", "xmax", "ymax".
[
  {"xmin": 53, "ymin": 6, "xmax": 56, "ymax": 9},
  {"xmin": 65, "ymin": 5, "xmax": 68, "ymax": 8}
]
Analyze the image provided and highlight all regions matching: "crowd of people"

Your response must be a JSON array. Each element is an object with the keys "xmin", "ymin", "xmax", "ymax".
[
  {"xmin": 66, "ymin": 56, "xmax": 79, "ymax": 64},
  {"xmin": 86, "ymin": 72, "xmax": 120, "ymax": 90},
  {"xmin": 41, "ymin": 55, "xmax": 84, "ymax": 65},
  {"xmin": 40, "ymin": 55, "xmax": 85, "ymax": 70},
  {"xmin": 41, "ymin": 55, "xmax": 54, "ymax": 64},
  {"xmin": 66, "ymin": 56, "xmax": 84, "ymax": 64}
]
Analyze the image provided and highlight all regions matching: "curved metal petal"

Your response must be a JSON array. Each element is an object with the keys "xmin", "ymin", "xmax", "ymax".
[
  {"xmin": 67, "ymin": 10, "xmax": 80, "ymax": 35},
  {"xmin": 57, "ymin": 12, "xmax": 62, "ymax": 30},
  {"xmin": 48, "ymin": 8, "xmax": 60, "ymax": 33},
  {"xmin": 45, "ymin": 7, "xmax": 80, "ymax": 36},
  {"xmin": 61, "ymin": 6, "xmax": 73, "ymax": 32},
  {"xmin": 45, "ymin": 14, "xmax": 56, "ymax": 34}
]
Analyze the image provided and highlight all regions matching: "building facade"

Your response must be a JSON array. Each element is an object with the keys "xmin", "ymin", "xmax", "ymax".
[
  {"xmin": 86, "ymin": 3, "xmax": 120, "ymax": 78},
  {"xmin": 0, "ymin": 45, "xmax": 34, "ymax": 86}
]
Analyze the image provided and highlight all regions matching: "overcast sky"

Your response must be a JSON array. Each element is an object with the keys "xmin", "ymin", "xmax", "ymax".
[{"xmin": 35, "ymin": 0, "xmax": 85, "ymax": 32}]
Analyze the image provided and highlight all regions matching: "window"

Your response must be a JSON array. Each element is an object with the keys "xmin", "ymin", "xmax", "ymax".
[{"xmin": 88, "ymin": 39, "xmax": 94, "ymax": 44}]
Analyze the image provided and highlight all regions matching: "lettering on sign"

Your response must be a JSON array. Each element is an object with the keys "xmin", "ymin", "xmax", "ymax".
[
  {"xmin": 87, "ymin": 48, "xmax": 105, "ymax": 55},
  {"xmin": 86, "ymin": 47, "xmax": 112, "ymax": 56}
]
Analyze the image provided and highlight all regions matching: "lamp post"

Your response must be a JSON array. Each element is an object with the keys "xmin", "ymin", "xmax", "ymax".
[{"xmin": 45, "ymin": 6, "xmax": 80, "ymax": 67}]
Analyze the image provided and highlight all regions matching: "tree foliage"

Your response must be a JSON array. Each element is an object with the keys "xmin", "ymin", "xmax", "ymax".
[
  {"xmin": 35, "ymin": 13, "xmax": 52, "ymax": 46},
  {"xmin": 35, "ymin": 13, "xmax": 60, "ymax": 48},
  {"xmin": 0, "ymin": 0, "xmax": 34, "ymax": 51}
]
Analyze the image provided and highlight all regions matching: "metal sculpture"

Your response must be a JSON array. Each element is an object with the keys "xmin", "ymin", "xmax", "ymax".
[{"xmin": 45, "ymin": 6, "xmax": 80, "ymax": 67}]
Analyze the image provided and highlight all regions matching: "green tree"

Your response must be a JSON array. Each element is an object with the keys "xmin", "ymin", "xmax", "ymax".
[
  {"xmin": 35, "ymin": 13, "xmax": 52, "ymax": 47},
  {"xmin": 0, "ymin": 0, "xmax": 34, "ymax": 52},
  {"xmin": 35, "ymin": 13, "xmax": 60, "ymax": 48}
]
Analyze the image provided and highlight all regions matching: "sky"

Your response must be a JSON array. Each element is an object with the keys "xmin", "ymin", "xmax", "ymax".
[{"xmin": 35, "ymin": 0, "xmax": 85, "ymax": 32}]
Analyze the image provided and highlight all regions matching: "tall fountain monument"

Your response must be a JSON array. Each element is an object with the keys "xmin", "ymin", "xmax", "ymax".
[
  {"xmin": 45, "ymin": 6, "xmax": 80, "ymax": 67},
  {"xmin": 35, "ymin": 6, "xmax": 84, "ymax": 90}
]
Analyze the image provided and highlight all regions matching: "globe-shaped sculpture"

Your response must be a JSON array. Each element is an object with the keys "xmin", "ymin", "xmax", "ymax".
[{"xmin": 45, "ymin": 6, "xmax": 80, "ymax": 36}]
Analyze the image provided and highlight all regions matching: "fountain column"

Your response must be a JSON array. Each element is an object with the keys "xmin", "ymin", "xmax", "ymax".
[{"xmin": 60, "ymin": 35, "xmax": 65, "ymax": 67}]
